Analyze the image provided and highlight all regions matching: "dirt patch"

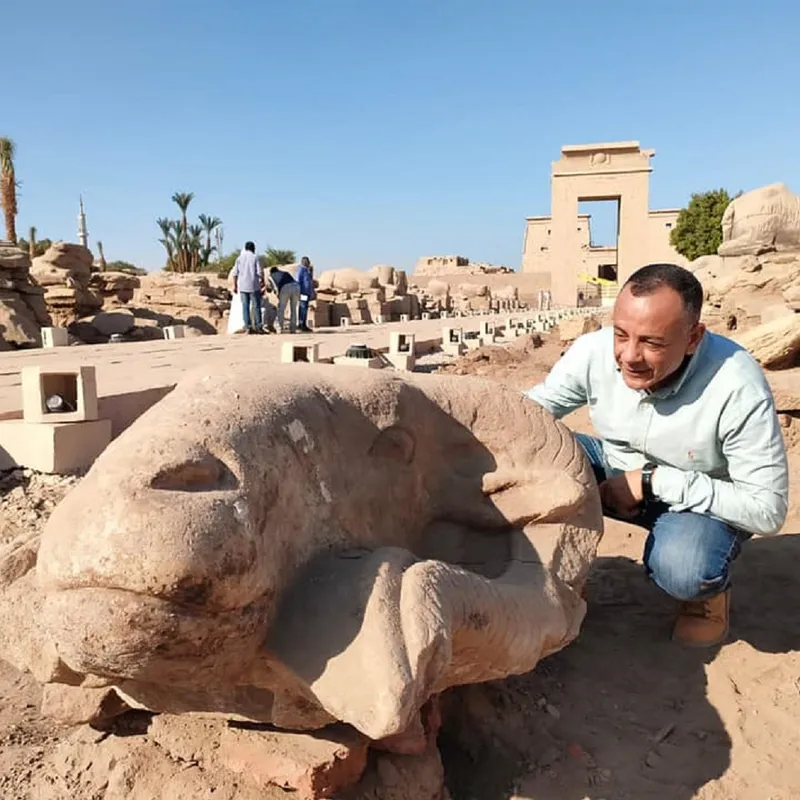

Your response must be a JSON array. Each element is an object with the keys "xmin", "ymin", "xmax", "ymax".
[
  {"xmin": 0, "ymin": 469, "xmax": 80, "ymax": 547},
  {"xmin": 435, "ymin": 333, "xmax": 566, "ymax": 391}
]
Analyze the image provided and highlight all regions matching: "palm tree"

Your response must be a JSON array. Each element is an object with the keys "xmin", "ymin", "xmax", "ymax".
[
  {"xmin": 96, "ymin": 240, "xmax": 107, "ymax": 271},
  {"xmin": 265, "ymin": 247, "xmax": 297, "ymax": 267},
  {"xmin": 198, "ymin": 214, "xmax": 222, "ymax": 267},
  {"xmin": 171, "ymin": 192, "xmax": 194, "ymax": 273},
  {"xmin": 187, "ymin": 224, "xmax": 204, "ymax": 272},
  {"xmin": 157, "ymin": 216, "xmax": 176, "ymax": 270},
  {"xmin": 28, "ymin": 225, "xmax": 36, "ymax": 260},
  {"xmin": 0, "ymin": 138, "xmax": 18, "ymax": 243}
]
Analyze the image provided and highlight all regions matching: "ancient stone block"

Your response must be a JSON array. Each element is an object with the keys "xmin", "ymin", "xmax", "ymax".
[
  {"xmin": 41, "ymin": 326, "xmax": 69, "ymax": 348},
  {"xmin": 282, "ymin": 341, "xmax": 320, "ymax": 364},
  {"xmin": 163, "ymin": 325, "xmax": 187, "ymax": 340},
  {"xmin": 734, "ymin": 313, "xmax": 800, "ymax": 369},
  {"xmin": 389, "ymin": 332, "xmax": 415, "ymax": 355},
  {"xmin": 22, "ymin": 365, "xmax": 99, "ymax": 424},
  {"xmin": 0, "ymin": 418, "xmax": 111, "ymax": 473}
]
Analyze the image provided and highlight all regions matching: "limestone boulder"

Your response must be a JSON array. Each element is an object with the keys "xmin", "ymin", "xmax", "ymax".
[
  {"xmin": 427, "ymin": 280, "xmax": 450, "ymax": 301},
  {"xmin": 687, "ymin": 254, "xmax": 723, "ymax": 277},
  {"xmin": 493, "ymin": 284, "xmax": 518, "ymax": 302},
  {"xmin": 719, "ymin": 182, "xmax": 800, "ymax": 257},
  {"xmin": 760, "ymin": 304, "xmax": 796, "ymax": 324},
  {"xmin": 0, "ymin": 291, "xmax": 42, "ymax": 348},
  {"xmin": 90, "ymin": 271, "xmax": 141, "ymax": 304},
  {"xmin": 318, "ymin": 269, "xmax": 378, "ymax": 294},
  {"xmin": 698, "ymin": 246, "xmax": 800, "ymax": 332},
  {"xmin": 30, "ymin": 242, "xmax": 101, "ymax": 326},
  {"xmin": 557, "ymin": 315, "xmax": 602, "ymax": 344},
  {"xmin": 132, "ymin": 272, "xmax": 231, "ymax": 335},
  {"xmin": 0, "ymin": 242, "xmax": 51, "ymax": 348},
  {"xmin": 394, "ymin": 270, "xmax": 408, "ymax": 296},
  {"xmin": 29, "ymin": 366, "xmax": 602, "ymax": 743},
  {"xmin": 372, "ymin": 265, "xmax": 395, "ymax": 286},
  {"xmin": 734, "ymin": 313, "xmax": 800, "ymax": 369},
  {"xmin": 457, "ymin": 283, "xmax": 488, "ymax": 299},
  {"xmin": 782, "ymin": 283, "xmax": 800, "ymax": 311},
  {"xmin": 87, "ymin": 308, "xmax": 137, "ymax": 336}
]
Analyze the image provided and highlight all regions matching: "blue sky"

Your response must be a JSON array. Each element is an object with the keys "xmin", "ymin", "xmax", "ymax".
[{"xmin": 6, "ymin": 0, "xmax": 799, "ymax": 271}]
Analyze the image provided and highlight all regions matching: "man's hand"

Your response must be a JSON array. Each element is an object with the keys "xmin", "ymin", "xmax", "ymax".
[
  {"xmin": 233, "ymin": 278, "xmax": 238, "ymax": 295},
  {"xmin": 599, "ymin": 469, "xmax": 643, "ymax": 519}
]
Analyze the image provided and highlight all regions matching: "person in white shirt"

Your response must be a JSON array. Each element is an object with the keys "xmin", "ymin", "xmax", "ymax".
[
  {"xmin": 525, "ymin": 263, "xmax": 788, "ymax": 647},
  {"xmin": 230, "ymin": 242, "xmax": 265, "ymax": 334}
]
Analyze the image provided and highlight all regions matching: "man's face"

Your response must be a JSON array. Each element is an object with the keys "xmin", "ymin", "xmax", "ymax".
[{"xmin": 612, "ymin": 284, "xmax": 705, "ymax": 391}]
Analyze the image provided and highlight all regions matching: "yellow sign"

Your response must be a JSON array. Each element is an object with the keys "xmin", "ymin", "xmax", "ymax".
[{"xmin": 578, "ymin": 273, "xmax": 616, "ymax": 286}]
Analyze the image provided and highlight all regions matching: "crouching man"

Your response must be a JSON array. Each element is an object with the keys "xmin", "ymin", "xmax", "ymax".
[{"xmin": 525, "ymin": 263, "xmax": 789, "ymax": 647}]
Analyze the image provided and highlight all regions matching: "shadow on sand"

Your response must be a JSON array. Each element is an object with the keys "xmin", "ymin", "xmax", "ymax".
[{"xmin": 439, "ymin": 532, "xmax": 800, "ymax": 800}]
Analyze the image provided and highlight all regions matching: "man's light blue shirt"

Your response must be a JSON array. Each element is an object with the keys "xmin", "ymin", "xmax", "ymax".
[
  {"xmin": 525, "ymin": 327, "xmax": 789, "ymax": 536},
  {"xmin": 231, "ymin": 251, "xmax": 263, "ymax": 293}
]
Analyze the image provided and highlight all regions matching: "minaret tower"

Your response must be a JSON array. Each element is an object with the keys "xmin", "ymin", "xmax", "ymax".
[{"xmin": 77, "ymin": 196, "xmax": 88, "ymax": 248}]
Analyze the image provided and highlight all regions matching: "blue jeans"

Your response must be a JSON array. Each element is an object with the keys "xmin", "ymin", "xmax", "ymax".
[
  {"xmin": 576, "ymin": 434, "xmax": 749, "ymax": 602},
  {"xmin": 299, "ymin": 298, "xmax": 310, "ymax": 328},
  {"xmin": 240, "ymin": 291, "xmax": 262, "ymax": 331}
]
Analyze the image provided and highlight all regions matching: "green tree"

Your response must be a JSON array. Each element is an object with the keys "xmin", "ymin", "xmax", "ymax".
[
  {"xmin": 171, "ymin": 192, "xmax": 194, "ymax": 272},
  {"xmin": 157, "ymin": 194, "xmax": 222, "ymax": 273},
  {"xmin": 105, "ymin": 260, "xmax": 146, "ymax": 275},
  {"xmin": 17, "ymin": 235, "xmax": 52, "ymax": 258},
  {"xmin": 198, "ymin": 214, "xmax": 222, "ymax": 266},
  {"xmin": 215, "ymin": 250, "xmax": 239, "ymax": 278},
  {"xmin": 0, "ymin": 137, "xmax": 18, "ymax": 243},
  {"xmin": 670, "ymin": 189, "xmax": 738, "ymax": 261},
  {"xmin": 264, "ymin": 247, "xmax": 296, "ymax": 267},
  {"xmin": 27, "ymin": 225, "xmax": 36, "ymax": 260}
]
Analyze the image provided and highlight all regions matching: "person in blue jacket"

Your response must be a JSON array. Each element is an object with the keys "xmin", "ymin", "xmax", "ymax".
[{"xmin": 296, "ymin": 256, "xmax": 316, "ymax": 332}]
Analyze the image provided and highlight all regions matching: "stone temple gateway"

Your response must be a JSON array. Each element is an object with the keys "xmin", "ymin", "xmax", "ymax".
[{"xmin": 521, "ymin": 141, "xmax": 687, "ymax": 306}]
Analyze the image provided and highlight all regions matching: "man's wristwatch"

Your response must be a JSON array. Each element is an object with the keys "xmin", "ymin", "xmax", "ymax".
[{"xmin": 641, "ymin": 462, "xmax": 658, "ymax": 505}]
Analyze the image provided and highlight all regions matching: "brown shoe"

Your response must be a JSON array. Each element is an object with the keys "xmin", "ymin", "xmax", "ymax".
[{"xmin": 672, "ymin": 589, "xmax": 730, "ymax": 647}]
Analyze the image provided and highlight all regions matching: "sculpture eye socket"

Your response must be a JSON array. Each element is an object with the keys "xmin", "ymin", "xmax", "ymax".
[{"xmin": 150, "ymin": 453, "xmax": 239, "ymax": 492}]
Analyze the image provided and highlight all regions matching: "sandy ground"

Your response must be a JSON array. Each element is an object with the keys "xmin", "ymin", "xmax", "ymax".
[{"xmin": 1, "ymin": 331, "xmax": 798, "ymax": 799}]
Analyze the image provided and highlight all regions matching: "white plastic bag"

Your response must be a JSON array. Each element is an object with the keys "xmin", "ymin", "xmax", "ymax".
[{"xmin": 227, "ymin": 292, "xmax": 245, "ymax": 334}]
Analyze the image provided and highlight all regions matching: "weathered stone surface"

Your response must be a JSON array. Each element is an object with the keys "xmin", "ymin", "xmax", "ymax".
[
  {"xmin": 688, "ymin": 207, "xmax": 800, "ymax": 333},
  {"xmin": 687, "ymin": 253, "xmax": 723, "ymax": 277},
  {"xmin": 782, "ymin": 283, "xmax": 800, "ymax": 310},
  {"xmin": 30, "ymin": 242, "xmax": 101, "ymax": 326},
  {"xmin": 318, "ymin": 269, "xmax": 378, "ymax": 293},
  {"xmin": 342, "ymin": 744, "xmax": 446, "ymax": 800},
  {"xmin": 132, "ymin": 273, "xmax": 230, "ymax": 335},
  {"xmin": 218, "ymin": 724, "xmax": 368, "ymax": 798},
  {"xmin": 31, "ymin": 366, "xmax": 601, "ymax": 741},
  {"xmin": 371, "ymin": 264, "xmax": 395, "ymax": 286},
  {"xmin": 25, "ymin": 712, "xmax": 441, "ymax": 800},
  {"xmin": 0, "ymin": 291, "xmax": 42, "ymax": 347},
  {"xmin": 734, "ymin": 313, "xmax": 800, "ymax": 369},
  {"xmin": 760, "ymin": 303, "xmax": 796, "ymax": 324},
  {"xmin": 0, "ymin": 242, "xmax": 50, "ymax": 348},
  {"xmin": 719, "ymin": 182, "xmax": 800, "ymax": 257},
  {"xmin": 87, "ymin": 308, "xmax": 137, "ymax": 336},
  {"xmin": 90, "ymin": 271, "xmax": 140, "ymax": 304},
  {"xmin": 457, "ymin": 282, "xmax": 489, "ymax": 299},
  {"xmin": 557, "ymin": 314, "xmax": 602, "ymax": 343},
  {"xmin": 41, "ymin": 683, "xmax": 130, "ymax": 726}
]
